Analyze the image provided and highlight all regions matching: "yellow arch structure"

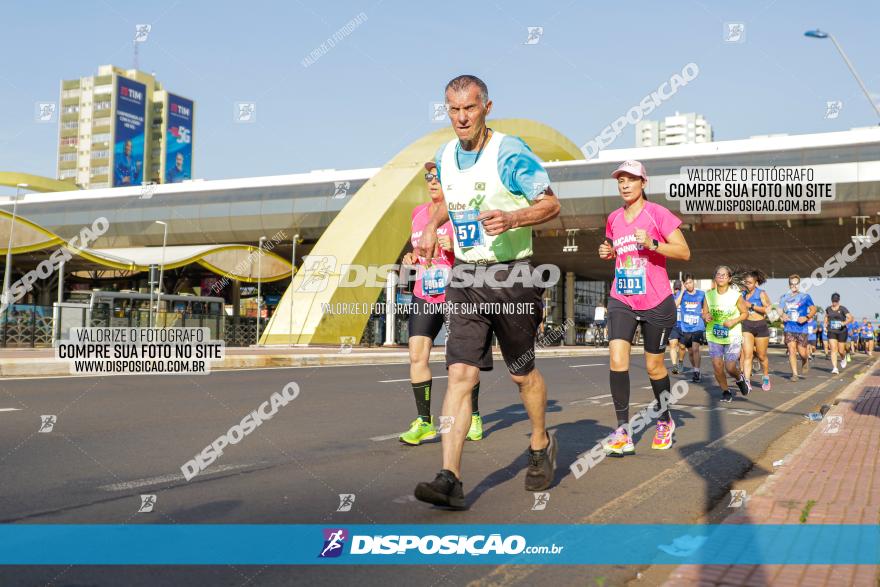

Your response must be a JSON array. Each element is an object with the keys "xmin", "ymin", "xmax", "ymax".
[
  {"xmin": 262, "ymin": 119, "xmax": 583, "ymax": 345},
  {"xmin": 0, "ymin": 172, "xmax": 78, "ymax": 193}
]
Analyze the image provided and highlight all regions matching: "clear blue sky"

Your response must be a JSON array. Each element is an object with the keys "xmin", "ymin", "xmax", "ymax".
[{"xmin": 1, "ymin": 0, "xmax": 878, "ymax": 181}]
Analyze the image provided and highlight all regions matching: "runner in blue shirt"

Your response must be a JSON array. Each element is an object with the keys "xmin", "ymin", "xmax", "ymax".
[
  {"xmin": 678, "ymin": 273, "xmax": 706, "ymax": 383},
  {"xmin": 669, "ymin": 280, "xmax": 684, "ymax": 375},
  {"xmin": 807, "ymin": 317, "xmax": 818, "ymax": 361},
  {"xmin": 863, "ymin": 319, "xmax": 876, "ymax": 358},
  {"xmin": 740, "ymin": 269, "xmax": 772, "ymax": 391},
  {"xmin": 778, "ymin": 274, "xmax": 816, "ymax": 382},
  {"xmin": 846, "ymin": 320, "xmax": 860, "ymax": 362}
]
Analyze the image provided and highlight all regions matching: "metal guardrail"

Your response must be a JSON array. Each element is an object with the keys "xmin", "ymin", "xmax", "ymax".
[
  {"xmin": 0, "ymin": 305, "xmax": 54, "ymax": 348},
  {"xmin": 2, "ymin": 303, "xmax": 228, "ymax": 348}
]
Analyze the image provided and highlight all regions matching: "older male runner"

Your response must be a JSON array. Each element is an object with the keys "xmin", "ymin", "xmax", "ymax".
[{"xmin": 413, "ymin": 75, "xmax": 560, "ymax": 509}]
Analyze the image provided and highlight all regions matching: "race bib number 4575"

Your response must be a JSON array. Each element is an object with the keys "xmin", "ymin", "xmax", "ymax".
[{"xmin": 422, "ymin": 267, "xmax": 447, "ymax": 296}]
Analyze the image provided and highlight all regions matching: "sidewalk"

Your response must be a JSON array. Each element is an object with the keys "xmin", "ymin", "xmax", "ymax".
[
  {"xmin": 0, "ymin": 344, "xmax": 620, "ymax": 377},
  {"xmin": 664, "ymin": 357, "xmax": 880, "ymax": 587}
]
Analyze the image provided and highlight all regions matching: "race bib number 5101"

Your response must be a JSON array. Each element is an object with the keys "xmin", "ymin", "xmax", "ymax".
[{"xmin": 615, "ymin": 267, "xmax": 646, "ymax": 296}]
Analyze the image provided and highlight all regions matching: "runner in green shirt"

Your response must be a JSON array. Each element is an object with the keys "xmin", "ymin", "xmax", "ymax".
[{"xmin": 702, "ymin": 265, "xmax": 750, "ymax": 403}]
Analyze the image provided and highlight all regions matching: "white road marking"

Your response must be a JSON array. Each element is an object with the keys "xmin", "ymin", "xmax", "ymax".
[
  {"xmin": 569, "ymin": 363, "xmax": 604, "ymax": 368},
  {"xmin": 570, "ymin": 394, "xmax": 612, "ymax": 405},
  {"xmin": 568, "ymin": 397, "xmax": 755, "ymax": 416},
  {"xmin": 0, "ymin": 347, "xmax": 822, "ymax": 380},
  {"xmin": 0, "ymin": 408, "xmax": 21, "ymax": 412},
  {"xmin": 371, "ymin": 432, "xmax": 406, "ymax": 442},
  {"xmin": 97, "ymin": 463, "xmax": 257, "ymax": 491},
  {"xmin": 0, "ymin": 362, "xmax": 434, "ymax": 380},
  {"xmin": 379, "ymin": 376, "xmax": 448, "ymax": 383}
]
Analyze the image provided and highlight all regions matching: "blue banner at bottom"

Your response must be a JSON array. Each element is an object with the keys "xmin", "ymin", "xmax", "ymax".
[{"xmin": 0, "ymin": 524, "xmax": 878, "ymax": 565}]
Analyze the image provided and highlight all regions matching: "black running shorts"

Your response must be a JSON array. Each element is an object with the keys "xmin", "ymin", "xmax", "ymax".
[
  {"xmin": 409, "ymin": 296, "xmax": 493, "ymax": 369},
  {"xmin": 827, "ymin": 329, "xmax": 848, "ymax": 343},
  {"xmin": 680, "ymin": 330, "xmax": 706, "ymax": 348},
  {"xmin": 741, "ymin": 319, "xmax": 770, "ymax": 338},
  {"xmin": 408, "ymin": 296, "xmax": 446, "ymax": 339},
  {"xmin": 607, "ymin": 295, "xmax": 677, "ymax": 354},
  {"xmin": 445, "ymin": 259, "xmax": 544, "ymax": 376}
]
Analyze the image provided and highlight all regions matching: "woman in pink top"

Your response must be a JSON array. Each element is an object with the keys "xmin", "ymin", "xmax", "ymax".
[
  {"xmin": 597, "ymin": 160, "xmax": 691, "ymax": 455},
  {"xmin": 398, "ymin": 162, "xmax": 483, "ymax": 445}
]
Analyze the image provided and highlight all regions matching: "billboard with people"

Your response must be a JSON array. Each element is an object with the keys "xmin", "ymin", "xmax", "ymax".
[
  {"xmin": 164, "ymin": 93, "xmax": 194, "ymax": 183},
  {"xmin": 112, "ymin": 76, "xmax": 146, "ymax": 187}
]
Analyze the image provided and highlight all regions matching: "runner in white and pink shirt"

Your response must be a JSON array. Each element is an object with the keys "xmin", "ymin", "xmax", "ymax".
[
  {"xmin": 597, "ymin": 160, "xmax": 692, "ymax": 455},
  {"xmin": 398, "ymin": 161, "xmax": 484, "ymax": 446}
]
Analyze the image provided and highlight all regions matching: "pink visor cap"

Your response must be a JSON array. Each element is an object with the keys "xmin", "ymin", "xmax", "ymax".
[{"xmin": 611, "ymin": 160, "xmax": 648, "ymax": 181}]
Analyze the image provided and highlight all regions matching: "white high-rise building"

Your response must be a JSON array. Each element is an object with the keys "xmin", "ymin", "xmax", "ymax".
[
  {"xmin": 57, "ymin": 65, "xmax": 194, "ymax": 189},
  {"xmin": 636, "ymin": 112, "xmax": 713, "ymax": 147}
]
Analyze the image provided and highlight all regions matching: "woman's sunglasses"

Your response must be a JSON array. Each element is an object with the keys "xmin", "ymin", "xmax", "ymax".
[{"xmin": 424, "ymin": 173, "xmax": 439, "ymax": 182}]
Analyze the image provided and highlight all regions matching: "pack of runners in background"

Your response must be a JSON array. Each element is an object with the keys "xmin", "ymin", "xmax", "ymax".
[{"xmin": 398, "ymin": 74, "xmax": 877, "ymax": 510}]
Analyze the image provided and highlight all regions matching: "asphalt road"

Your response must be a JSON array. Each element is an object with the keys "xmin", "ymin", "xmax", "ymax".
[{"xmin": 0, "ymin": 349, "xmax": 872, "ymax": 586}]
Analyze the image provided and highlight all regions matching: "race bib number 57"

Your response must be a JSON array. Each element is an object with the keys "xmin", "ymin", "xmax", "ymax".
[{"xmin": 451, "ymin": 210, "xmax": 484, "ymax": 248}]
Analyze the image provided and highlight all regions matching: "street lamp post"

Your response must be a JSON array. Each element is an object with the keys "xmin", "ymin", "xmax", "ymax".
[
  {"xmin": 155, "ymin": 221, "xmax": 168, "ymax": 327},
  {"xmin": 805, "ymin": 29, "xmax": 880, "ymax": 119},
  {"xmin": 256, "ymin": 236, "xmax": 266, "ymax": 345},
  {"xmin": 288, "ymin": 233, "xmax": 299, "ymax": 347},
  {"xmin": 2, "ymin": 183, "xmax": 28, "ymax": 327}
]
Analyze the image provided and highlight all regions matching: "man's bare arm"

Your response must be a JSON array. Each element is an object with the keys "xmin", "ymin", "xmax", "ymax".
[
  {"xmin": 480, "ymin": 192, "xmax": 561, "ymax": 236},
  {"xmin": 416, "ymin": 194, "xmax": 449, "ymax": 258}
]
